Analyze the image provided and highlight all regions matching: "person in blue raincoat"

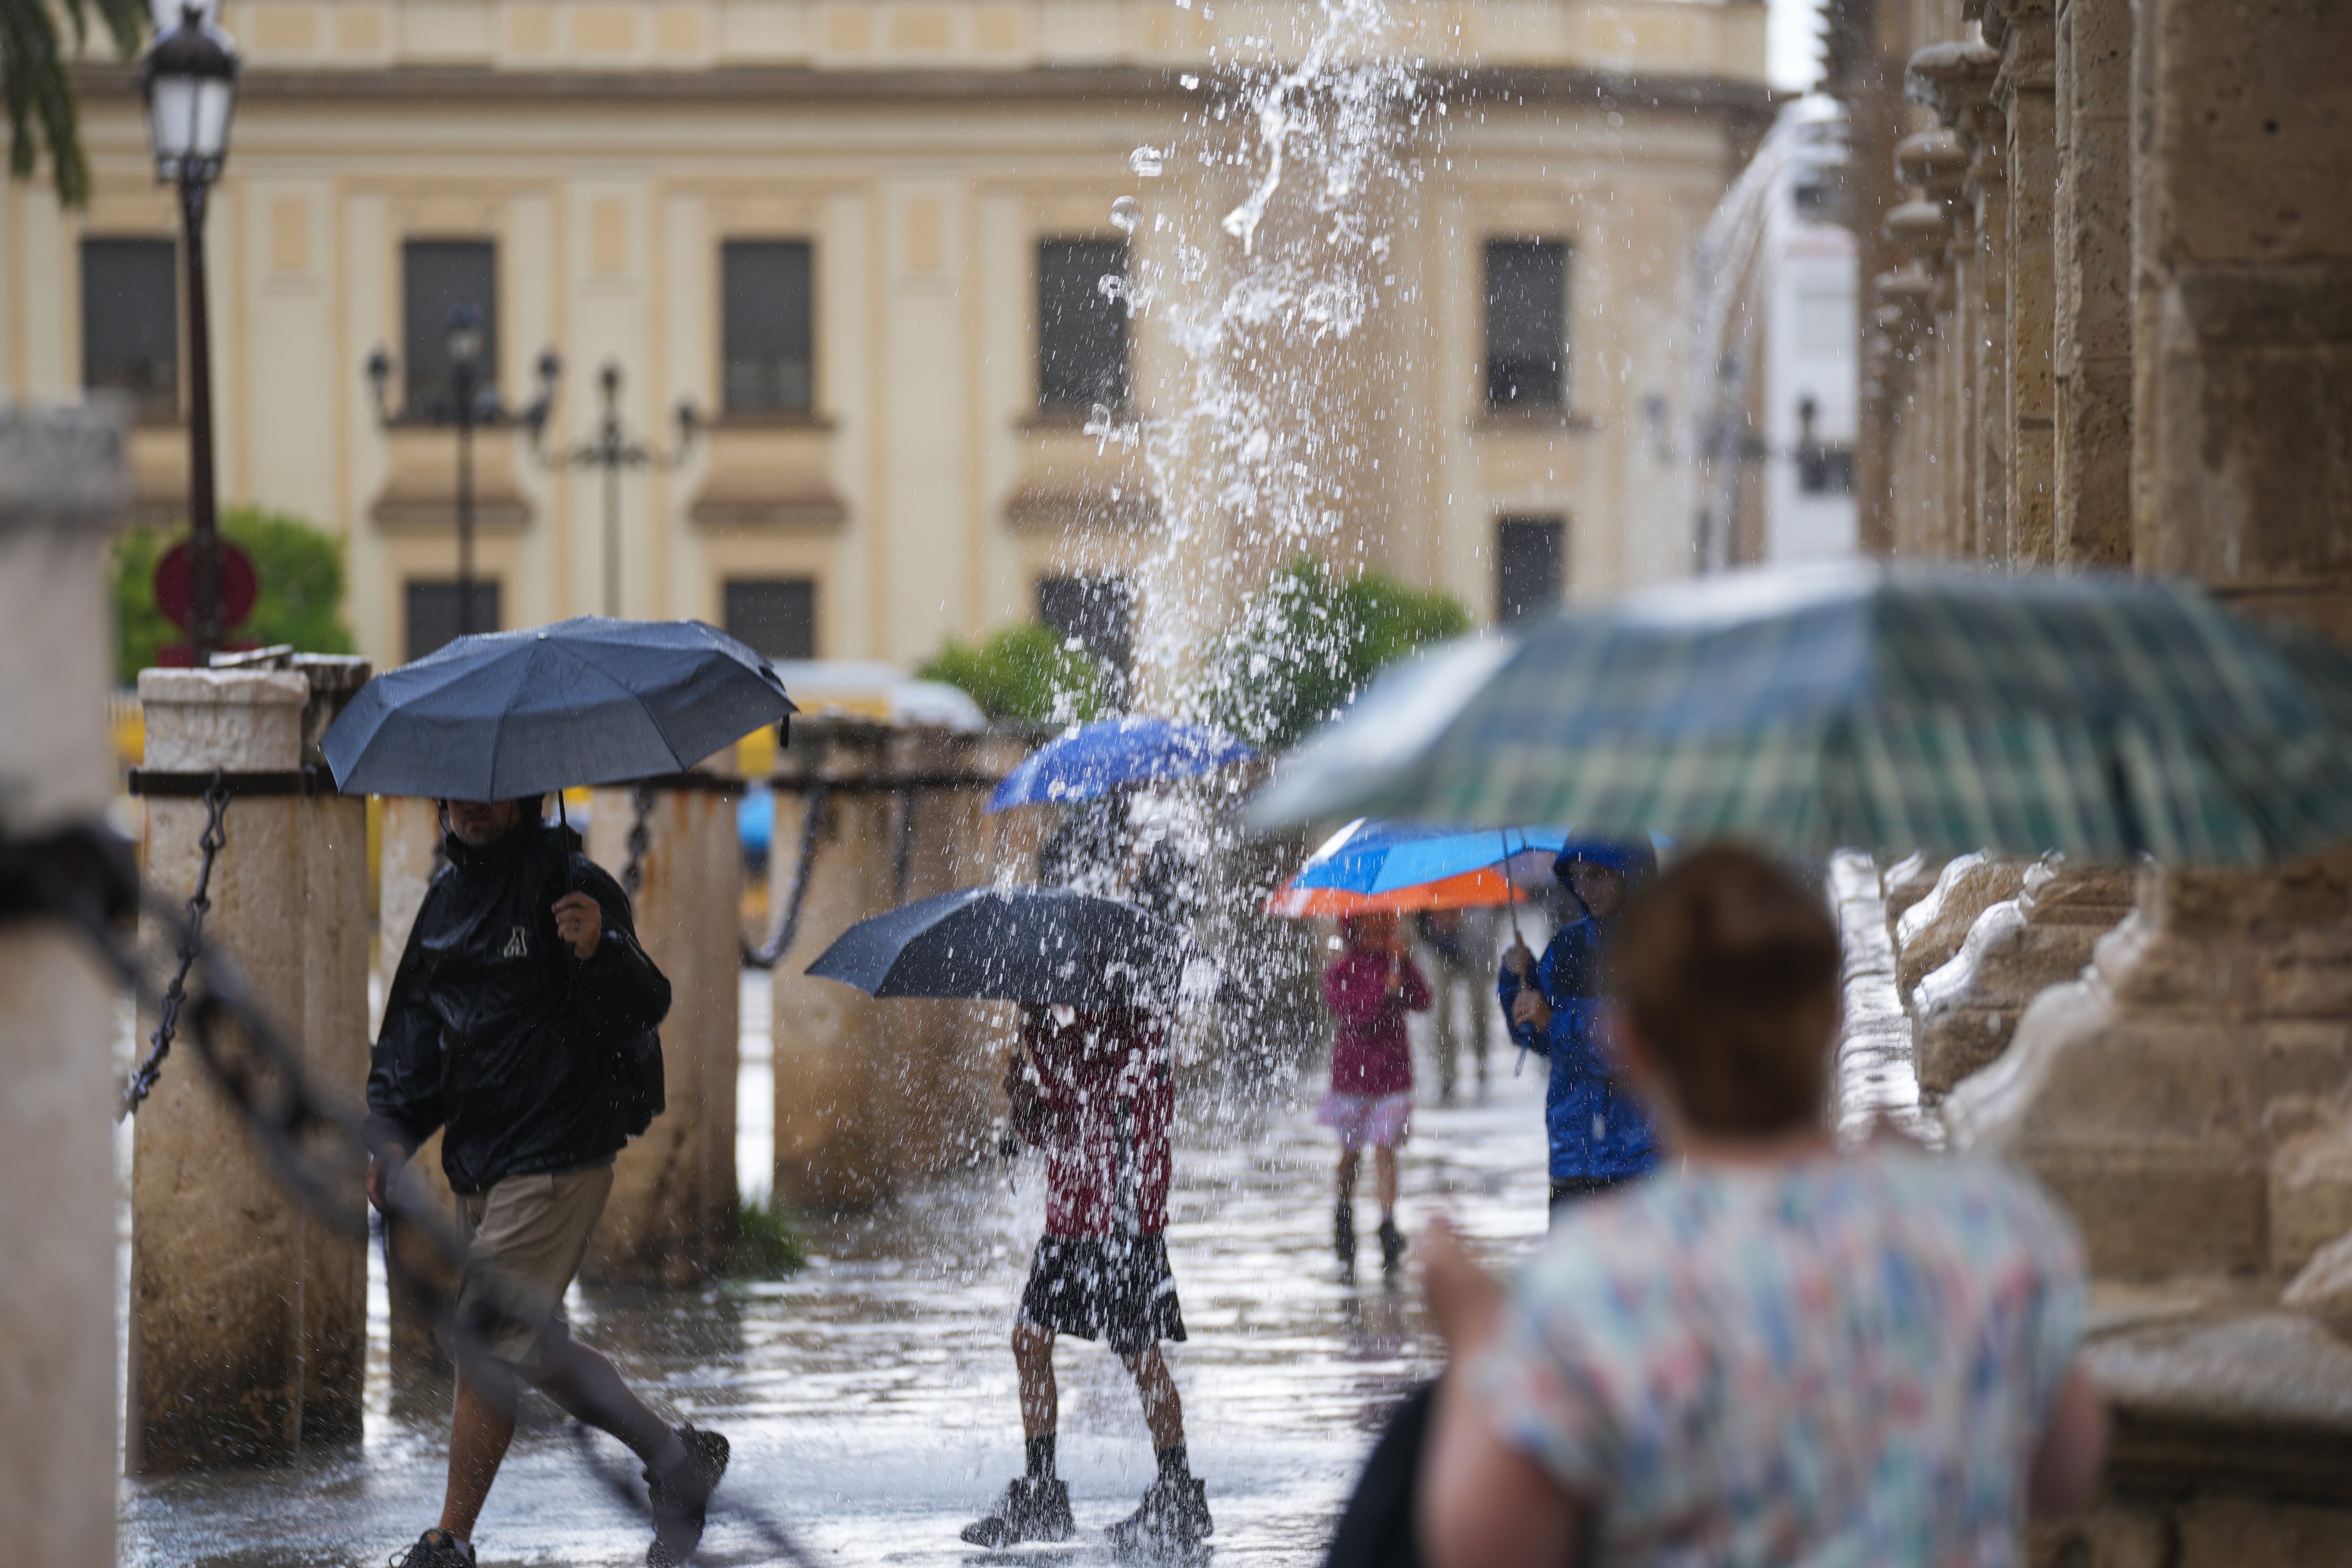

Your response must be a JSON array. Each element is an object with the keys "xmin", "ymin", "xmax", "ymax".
[{"xmin": 1497, "ymin": 840, "xmax": 1661, "ymax": 1217}]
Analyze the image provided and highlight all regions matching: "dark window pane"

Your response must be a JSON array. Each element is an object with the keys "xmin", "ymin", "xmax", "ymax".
[
  {"xmin": 1037, "ymin": 239, "xmax": 1128, "ymax": 410},
  {"xmin": 1485, "ymin": 240, "xmax": 1569, "ymax": 408},
  {"xmin": 404, "ymin": 579, "xmax": 501, "ymax": 661},
  {"xmin": 1798, "ymin": 444, "xmax": 1857, "ymax": 495},
  {"xmin": 1037, "ymin": 574, "xmax": 1131, "ymax": 672},
  {"xmin": 722, "ymin": 241, "xmax": 815, "ymax": 414},
  {"xmin": 402, "ymin": 240, "xmax": 499, "ymax": 418},
  {"xmin": 81, "ymin": 238, "xmax": 179, "ymax": 422},
  {"xmin": 1496, "ymin": 517, "xmax": 1565, "ymax": 623},
  {"xmin": 724, "ymin": 578, "xmax": 818, "ymax": 661}
]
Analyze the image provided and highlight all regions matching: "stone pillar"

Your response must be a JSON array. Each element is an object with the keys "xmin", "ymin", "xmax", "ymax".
[
  {"xmin": 129, "ymin": 669, "xmax": 312, "ymax": 1472},
  {"xmin": 1912, "ymin": 858, "xmax": 2133, "ymax": 1091},
  {"xmin": 586, "ymin": 782, "xmax": 740, "ymax": 1282},
  {"xmin": 1991, "ymin": 0, "xmax": 2058, "ymax": 566},
  {"xmin": 374, "ymin": 794, "xmax": 454, "ymax": 1380},
  {"xmin": 0, "ymin": 406, "xmax": 128, "ymax": 1568},
  {"xmin": 2050, "ymin": 0, "xmax": 2135, "ymax": 568},
  {"xmin": 770, "ymin": 722, "xmax": 897, "ymax": 1209}
]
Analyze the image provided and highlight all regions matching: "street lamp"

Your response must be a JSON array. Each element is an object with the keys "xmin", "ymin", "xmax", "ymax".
[
  {"xmin": 365, "ymin": 310, "xmax": 556, "ymax": 642},
  {"xmin": 141, "ymin": 3, "xmax": 239, "ymax": 662},
  {"xmin": 531, "ymin": 359, "xmax": 699, "ymax": 618}
]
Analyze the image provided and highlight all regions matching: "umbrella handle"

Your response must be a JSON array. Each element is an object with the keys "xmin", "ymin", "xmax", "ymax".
[{"xmin": 1501, "ymin": 829, "xmax": 1525, "ymax": 948}]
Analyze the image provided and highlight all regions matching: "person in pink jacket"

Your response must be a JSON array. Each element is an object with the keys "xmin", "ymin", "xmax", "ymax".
[{"xmin": 1320, "ymin": 912, "xmax": 1433, "ymax": 1279}]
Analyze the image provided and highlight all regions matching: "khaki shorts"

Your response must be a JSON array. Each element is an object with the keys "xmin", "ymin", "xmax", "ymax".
[{"xmin": 453, "ymin": 1162, "xmax": 614, "ymax": 1367}]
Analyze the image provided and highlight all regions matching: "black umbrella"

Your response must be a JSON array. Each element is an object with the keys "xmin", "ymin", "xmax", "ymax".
[
  {"xmin": 321, "ymin": 617, "xmax": 795, "ymax": 799},
  {"xmin": 806, "ymin": 885, "xmax": 1195, "ymax": 1009}
]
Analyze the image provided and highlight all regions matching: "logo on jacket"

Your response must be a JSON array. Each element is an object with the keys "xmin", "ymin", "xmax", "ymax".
[{"xmin": 501, "ymin": 925, "xmax": 530, "ymax": 958}]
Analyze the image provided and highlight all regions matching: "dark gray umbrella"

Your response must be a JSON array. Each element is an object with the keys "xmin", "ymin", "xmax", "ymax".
[
  {"xmin": 806, "ymin": 885, "xmax": 1194, "ymax": 1009},
  {"xmin": 320, "ymin": 617, "xmax": 795, "ymax": 799}
]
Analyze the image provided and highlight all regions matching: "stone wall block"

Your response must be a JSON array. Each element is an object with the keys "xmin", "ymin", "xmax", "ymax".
[
  {"xmin": 2175, "ymin": 1494, "xmax": 2352, "ymax": 1568},
  {"xmin": 2273, "ymin": 1118, "xmax": 2352, "ymax": 1274},
  {"xmin": 129, "ymin": 669, "xmax": 313, "ymax": 1473},
  {"xmin": 1895, "ymin": 851, "xmax": 2029, "ymax": 1000},
  {"xmin": 2025, "ymin": 1503, "xmax": 2173, "ymax": 1568},
  {"xmin": 0, "ymin": 404, "xmax": 130, "ymax": 1568},
  {"xmin": 1881, "ymin": 850, "xmax": 1950, "ymax": 934},
  {"xmin": 2284, "ymin": 1226, "xmax": 2352, "ymax": 1339}
]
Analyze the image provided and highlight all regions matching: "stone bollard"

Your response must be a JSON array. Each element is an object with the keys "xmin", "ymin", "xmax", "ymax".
[
  {"xmin": 1912, "ymin": 859, "xmax": 2134, "ymax": 1092},
  {"xmin": 0, "ymin": 406, "xmax": 128, "ymax": 1568},
  {"xmin": 586, "ymin": 781, "xmax": 741, "ymax": 1282},
  {"xmin": 770, "ymin": 722, "xmax": 898, "ymax": 1209},
  {"xmin": 1893, "ymin": 851, "xmax": 2029, "ymax": 1004},
  {"xmin": 129, "ymin": 669, "xmax": 314, "ymax": 1472},
  {"xmin": 375, "ymin": 794, "xmax": 456, "ymax": 1381}
]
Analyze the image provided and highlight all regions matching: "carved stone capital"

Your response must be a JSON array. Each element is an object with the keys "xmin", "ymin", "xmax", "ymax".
[{"xmin": 1905, "ymin": 38, "xmax": 2002, "ymax": 129}]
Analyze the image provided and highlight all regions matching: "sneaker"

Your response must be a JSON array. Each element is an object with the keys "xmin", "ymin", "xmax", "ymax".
[
  {"xmin": 1105, "ymin": 1476, "xmax": 1213, "ymax": 1560},
  {"xmin": 646, "ymin": 1425, "xmax": 731, "ymax": 1567},
  {"xmin": 1334, "ymin": 1201, "xmax": 1356, "ymax": 1273},
  {"xmin": 961, "ymin": 1475, "xmax": 1076, "ymax": 1547},
  {"xmin": 1378, "ymin": 1219, "xmax": 1406, "ymax": 1274},
  {"xmin": 390, "ymin": 1529, "xmax": 475, "ymax": 1568}
]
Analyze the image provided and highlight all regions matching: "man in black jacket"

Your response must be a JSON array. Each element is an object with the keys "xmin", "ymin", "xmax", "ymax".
[{"xmin": 367, "ymin": 797, "xmax": 725, "ymax": 1568}]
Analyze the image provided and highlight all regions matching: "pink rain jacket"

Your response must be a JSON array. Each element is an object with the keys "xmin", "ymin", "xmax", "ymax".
[{"xmin": 1324, "ymin": 949, "xmax": 1432, "ymax": 1098}]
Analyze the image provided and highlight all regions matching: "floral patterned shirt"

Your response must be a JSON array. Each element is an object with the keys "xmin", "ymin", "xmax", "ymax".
[{"xmin": 1472, "ymin": 1143, "xmax": 2086, "ymax": 1568}]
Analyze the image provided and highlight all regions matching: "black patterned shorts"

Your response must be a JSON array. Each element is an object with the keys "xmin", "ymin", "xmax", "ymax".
[{"xmin": 1017, "ymin": 1233, "xmax": 1186, "ymax": 1357}]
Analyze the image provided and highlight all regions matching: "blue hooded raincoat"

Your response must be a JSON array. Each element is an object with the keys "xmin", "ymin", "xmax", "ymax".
[{"xmin": 1496, "ymin": 840, "xmax": 1661, "ymax": 1183}]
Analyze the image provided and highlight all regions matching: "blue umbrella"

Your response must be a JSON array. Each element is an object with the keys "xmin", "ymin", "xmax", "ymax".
[
  {"xmin": 322, "ymin": 617, "xmax": 795, "ymax": 799},
  {"xmin": 1291, "ymin": 819, "xmax": 1572, "ymax": 896},
  {"xmin": 987, "ymin": 717, "xmax": 1254, "ymax": 812}
]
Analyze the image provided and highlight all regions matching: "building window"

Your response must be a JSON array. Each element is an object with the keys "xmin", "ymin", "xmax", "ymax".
[
  {"xmin": 723, "ymin": 578, "xmax": 818, "ymax": 661},
  {"xmin": 1798, "ymin": 446, "xmax": 1857, "ymax": 496},
  {"xmin": 1036, "ymin": 239, "xmax": 1128, "ymax": 411},
  {"xmin": 1496, "ymin": 517, "xmax": 1565, "ymax": 623},
  {"xmin": 1484, "ymin": 239, "xmax": 1569, "ymax": 409},
  {"xmin": 1038, "ymin": 574, "xmax": 1131, "ymax": 673},
  {"xmin": 81, "ymin": 238, "xmax": 179, "ymax": 423},
  {"xmin": 722, "ymin": 240, "xmax": 815, "ymax": 415},
  {"xmin": 405, "ymin": 579, "xmax": 501, "ymax": 662},
  {"xmin": 401, "ymin": 239, "xmax": 498, "ymax": 417}
]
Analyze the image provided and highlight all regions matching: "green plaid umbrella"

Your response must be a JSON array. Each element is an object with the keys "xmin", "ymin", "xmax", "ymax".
[{"xmin": 1247, "ymin": 564, "xmax": 2352, "ymax": 865}]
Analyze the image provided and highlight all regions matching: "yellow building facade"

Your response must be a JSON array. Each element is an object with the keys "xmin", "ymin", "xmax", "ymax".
[{"xmin": 10, "ymin": 0, "xmax": 1769, "ymax": 674}]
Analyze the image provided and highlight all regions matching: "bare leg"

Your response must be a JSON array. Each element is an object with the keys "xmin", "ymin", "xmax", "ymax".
[
  {"xmin": 438, "ymin": 1363, "xmax": 519, "ymax": 1541},
  {"xmin": 1014, "ymin": 1322, "xmax": 1058, "ymax": 1439},
  {"xmin": 1337, "ymin": 1147, "xmax": 1360, "ymax": 1204},
  {"xmin": 1374, "ymin": 1145, "xmax": 1399, "ymax": 1223},
  {"xmin": 533, "ymin": 1334, "xmax": 677, "ymax": 1462},
  {"xmin": 1123, "ymin": 1345, "xmax": 1185, "ymax": 1451}
]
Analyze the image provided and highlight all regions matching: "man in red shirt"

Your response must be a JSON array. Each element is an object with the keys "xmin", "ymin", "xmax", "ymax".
[{"xmin": 961, "ymin": 1003, "xmax": 1211, "ymax": 1558}]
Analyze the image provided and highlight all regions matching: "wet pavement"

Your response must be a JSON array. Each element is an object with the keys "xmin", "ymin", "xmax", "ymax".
[{"xmin": 119, "ymin": 976, "xmax": 1550, "ymax": 1568}]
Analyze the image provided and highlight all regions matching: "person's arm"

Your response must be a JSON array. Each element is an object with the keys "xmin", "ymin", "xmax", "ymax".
[
  {"xmin": 566, "ymin": 860, "xmax": 673, "ymax": 1034},
  {"xmin": 2028, "ymin": 1364, "xmax": 2108, "ymax": 1515},
  {"xmin": 1502, "ymin": 943, "xmax": 1556, "ymax": 1054},
  {"xmin": 1400, "ymin": 956, "xmax": 1434, "ymax": 1014},
  {"xmin": 364, "ymin": 920, "xmax": 447, "ymax": 1210},
  {"xmin": 1417, "ymin": 1220, "xmax": 1588, "ymax": 1568}
]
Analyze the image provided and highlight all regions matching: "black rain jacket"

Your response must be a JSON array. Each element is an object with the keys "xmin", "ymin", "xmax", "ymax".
[{"xmin": 366, "ymin": 820, "xmax": 671, "ymax": 1194}]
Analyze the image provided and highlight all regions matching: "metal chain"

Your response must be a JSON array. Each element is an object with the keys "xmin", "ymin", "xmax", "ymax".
[
  {"xmin": 742, "ymin": 780, "xmax": 829, "ymax": 970},
  {"xmin": 120, "ymin": 768, "xmax": 231, "ymax": 1118},
  {"xmin": 621, "ymin": 784, "xmax": 654, "ymax": 898}
]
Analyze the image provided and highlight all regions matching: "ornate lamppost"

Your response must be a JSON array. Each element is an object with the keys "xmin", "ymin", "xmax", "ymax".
[
  {"xmin": 365, "ymin": 314, "xmax": 556, "ymax": 641},
  {"xmin": 532, "ymin": 360, "xmax": 699, "ymax": 617},
  {"xmin": 141, "ymin": 3, "xmax": 240, "ymax": 662}
]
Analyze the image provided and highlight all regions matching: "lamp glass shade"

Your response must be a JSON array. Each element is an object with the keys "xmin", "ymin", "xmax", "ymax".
[{"xmin": 142, "ymin": 12, "xmax": 239, "ymax": 184}]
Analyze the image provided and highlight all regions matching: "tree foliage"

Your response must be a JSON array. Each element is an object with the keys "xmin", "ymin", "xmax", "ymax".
[
  {"xmin": 111, "ymin": 507, "xmax": 358, "ymax": 682},
  {"xmin": 1202, "ymin": 557, "xmax": 1471, "ymax": 751},
  {"xmin": 919, "ymin": 622, "xmax": 1108, "ymax": 725},
  {"xmin": 2, "ymin": 0, "xmax": 146, "ymax": 207}
]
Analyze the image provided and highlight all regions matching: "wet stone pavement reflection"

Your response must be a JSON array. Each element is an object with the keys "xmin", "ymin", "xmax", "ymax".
[{"xmin": 119, "ymin": 986, "xmax": 1549, "ymax": 1568}]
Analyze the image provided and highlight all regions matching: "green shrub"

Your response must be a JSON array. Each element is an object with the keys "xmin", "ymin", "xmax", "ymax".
[
  {"xmin": 1203, "ymin": 557, "xmax": 1470, "ymax": 751},
  {"xmin": 724, "ymin": 1191, "xmax": 808, "ymax": 1279},
  {"xmin": 920, "ymin": 621, "xmax": 1107, "ymax": 724},
  {"xmin": 111, "ymin": 506, "xmax": 356, "ymax": 682}
]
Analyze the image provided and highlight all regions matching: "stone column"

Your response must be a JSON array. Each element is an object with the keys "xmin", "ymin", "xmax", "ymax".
[
  {"xmin": 0, "ymin": 406, "xmax": 128, "ymax": 1568},
  {"xmin": 2050, "ymin": 0, "xmax": 2135, "ymax": 568},
  {"xmin": 771, "ymin": 722, "xmax": 898, "ymax": 1209},
  {"xmin": 373, "ymin": 794, "xmax": 454, "ymax": 1380},
  {"xmin": 1991, "ymin": 0, "xmax": 2058, "ymax": 566},
  {"xmin": 129, "ymin": 669, "xmax": 312, "ymax": 1472},
  {"xmin": 586, "ymin": 782, "xmax": 740, "ymax": 1282}
]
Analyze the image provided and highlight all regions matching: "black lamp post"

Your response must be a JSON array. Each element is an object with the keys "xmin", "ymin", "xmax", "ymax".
[
  {"xmin": 531, "ymin": 359, "xmax": 699, "ymax": 618},
  {"xmin": 141, "ymin": 3, "xmax": 239, "ymax": 663},
  {"xmin": 366, "ymin": 312, "xmax": 556, "ymax": 642}
]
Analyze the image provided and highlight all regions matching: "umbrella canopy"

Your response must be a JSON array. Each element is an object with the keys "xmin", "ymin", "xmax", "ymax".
[
  {"xmin": 1248, "ymin": 563, "xmax": 2352, "ymax": 865},
  {"xmin": 988, "ymin": 717, "xmax": 1255, "ymax": 812},
  {"xmin": 1266, "ymin": 820, "xmax": 1669, "ymax": 916},
  {"xmin": 806, "ymin": 884, "xmax": 1196, "ymax": 1009},
  {"xmin": 322, "ymin": 617, "xmax": 795, "ymax": 800}
]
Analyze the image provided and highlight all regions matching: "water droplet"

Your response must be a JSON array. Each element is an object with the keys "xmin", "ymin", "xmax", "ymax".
[
  {"xmin": 1130, "ymin": 145, "xmax": 1165, "ymax": 178},
  {"xmin": 1111, "ymin": 195, "xmax": 1142, "ymax": 233},
  {"xmin": 1179, "ymin": 73, "xmax": 1199, "ymax": 90}
]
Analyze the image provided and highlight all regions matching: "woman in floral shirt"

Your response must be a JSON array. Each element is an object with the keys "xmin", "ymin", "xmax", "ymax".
[{"xmin": 1417, "ymin": 845, "xmax": 2107, "ymax": 1568}]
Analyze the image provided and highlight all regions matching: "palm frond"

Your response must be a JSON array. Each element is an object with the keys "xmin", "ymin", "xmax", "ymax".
[{"xmin": 1, "ymin": 0, "xmax": 149, "ymax": 207}]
